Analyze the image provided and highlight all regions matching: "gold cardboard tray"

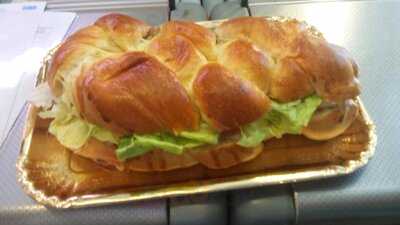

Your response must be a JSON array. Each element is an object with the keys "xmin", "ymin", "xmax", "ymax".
[{"xmin": 16, "ymin": 18, "xmax": 376, "ymax": 208}]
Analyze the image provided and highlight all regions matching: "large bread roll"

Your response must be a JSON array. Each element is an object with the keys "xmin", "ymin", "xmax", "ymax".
[{"xmin": 46, "ymin": 14, "xmax": 360, "ymax": 172}]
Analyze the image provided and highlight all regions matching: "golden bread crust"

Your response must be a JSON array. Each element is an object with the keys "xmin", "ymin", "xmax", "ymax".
[
  {"xmin": 94, "ymin": 13, "xmax": 151, "ymax": 51},
  {"xmin": 292, "ymin": 37, "xmax": 360, "ymax": 102},
  {"xmin": 47, "ymin": 26, "xmax": 118, "ymax": 96},
  {"xmin": 193, "ymin": 63, "xmax": 271, "ymax": 131},
  {"xmin": 125, "ymin": 150, "xmax": 198, "ymax": 172},
  {"xmin": 76, "ymin": 138, "xmax": 198, "ymax": 171},
  {"xmin": 160, "ymin": 21, "xmax": 216, "ymax": 60},
  {"xmin": 269, "ymin": 57, "xmax": 314, "ymax": 102},
  {"xmin": 218, "ymin": 39, "xmax": 271, "ymax": 93},
  {"xmin": 76, "ymin": 52, "xmax": 199, "ymax": 134},
  {"xmin": 189, "ymin": 141, "xmax": 263, "ymax": 169},
  {"xmin": 146, "ymin": 33, "xmax": 207, "ymax": 90},
  {"xmin": 46, "ymin": 14, "xmax": 361, "ymax": 172},
  {"xmin": 216, "ymin": 16, "xmax": 359, "ymax": 102},
  {"xmin": 74, "ymin": 138, "xmax": 262, "ymax": 171},
  {"xmin": 47, "ymin": 14, "xmax": 150, "ymax": 97},
  {"xmin": 215, "ymin": 17, "xmax": 308, "ymax": 57}
]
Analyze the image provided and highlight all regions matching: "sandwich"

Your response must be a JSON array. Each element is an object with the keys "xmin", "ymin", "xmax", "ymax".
[{"xmin": 31, "ymin": 14, "xmax": 360, "ymax": 172}]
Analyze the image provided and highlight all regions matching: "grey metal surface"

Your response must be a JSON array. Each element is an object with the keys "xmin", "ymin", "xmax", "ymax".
[
  {"xmin": 230, "ymin": 186, "xmax": 295, "ymax": 225},
  {"xmin": 246, "ymin": 0, "xmax": 400, "ymax": 223},
  {"xmin": 170, "ymin": 193, "xmax": 228, "ymax": 225},
  {"xmin": 1, "ymin": 202, "xmax": 166, "ymax": 225},
  {"xmin": 209, "ymin": 1, "xmax": 249, "ymax": 20},
  {"xmin": 170, "ymin": 2, "xmax": 207, "ymax": 21},
  {"xmin": 203, "ymin": 0, "xmax": 224, "ymax": 15}
]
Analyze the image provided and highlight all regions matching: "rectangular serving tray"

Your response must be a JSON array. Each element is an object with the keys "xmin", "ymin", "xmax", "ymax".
[{"xmin": 16, "ymin": 18, "xmax": 376, "ymax": 208}]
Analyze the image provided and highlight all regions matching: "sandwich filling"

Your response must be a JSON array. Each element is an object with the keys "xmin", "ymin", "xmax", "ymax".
[
  {"xmin": 32, "ymin": 15, "xmax": 360, "ymax": 172},
  {"xmin": 36, "ymin": 83, "xmax": 322, "ymax": 162}
]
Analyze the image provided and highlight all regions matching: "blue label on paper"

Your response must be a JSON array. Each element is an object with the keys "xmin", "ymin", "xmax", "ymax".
[{"xmin": 22, "ymin": 5, "xmax": 37, "ymax": 10}]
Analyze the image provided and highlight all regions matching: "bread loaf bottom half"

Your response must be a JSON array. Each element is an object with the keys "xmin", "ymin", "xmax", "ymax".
[{"xmin": 23, "ymin": 106, "xmax": 370, "ymax": 199}]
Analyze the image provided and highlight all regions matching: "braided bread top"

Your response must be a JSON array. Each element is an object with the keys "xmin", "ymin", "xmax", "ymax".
[{"xmin": 47, "ymin": 13, "xmax": 360, "ymax": 136}]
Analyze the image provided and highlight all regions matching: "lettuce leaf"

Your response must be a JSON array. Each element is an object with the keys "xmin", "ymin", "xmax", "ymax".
[
  {"xmin": 92, "ymin": 126, "xmax": 118, "ymax": 144},
  {"xmin": 49, "ymin": 116, "xmax": 92, "ymax": 149},
  {"xmin": 238, "ymin": 95, "xmax": 322, "ymax": 147},
  {"xmin": 40, "ymin": 89, "xmax": 320, "ymax": 160},
  {"xmin": 116, "ymin": 95, "xmax": 321, "ymax": 161},
  {"xmin": 40, "ymin": 101, "xmax": 118, "ymax": 150},
  {"xmin": 116, "ymin": 124, "xmax": 218, "ymax": 161},
  {"xmin": 178, "ymin": 123, "xmax": 218, "ymax": 144}
]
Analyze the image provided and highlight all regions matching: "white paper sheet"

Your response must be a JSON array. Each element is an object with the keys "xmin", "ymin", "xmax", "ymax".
[
  {"xmin": 0, "ymin": 11, "xmax": 76, "ymax": 146},
  {"xmin": 0, "ymin": 1, "xmax": 46, "ymax": 12},
  {"xmin": 0, "ymin": 12, "xmax": 39, "ymax": 145}
]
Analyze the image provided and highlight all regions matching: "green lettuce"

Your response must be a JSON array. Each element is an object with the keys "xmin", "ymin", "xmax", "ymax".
[
  {"xmin": 39, "ymin": 101, "xmax": 118, "ymax": 150},
  {"xmin": 40, "ymin": 90, "xmax": 320, "ymax": 161},
  {"xmin": 238, "ymin": 95, "xmax": 322, "ymax": 147},
  {"xmin": 178, "ymin": 123, "xmax": 219, "ymax": 144},
  {"xmin": 116, "ymin": 123, "xmax": 218, "ymax": 161}
]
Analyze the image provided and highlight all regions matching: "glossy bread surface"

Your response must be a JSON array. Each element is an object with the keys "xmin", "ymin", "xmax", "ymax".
[
  {"xmin": 46, "ymin": 14, "xmax": 361, "ymax": 171},
  {"xmin": 49, "ymin": 14, "xmax": 360, "ymax": 134}
]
